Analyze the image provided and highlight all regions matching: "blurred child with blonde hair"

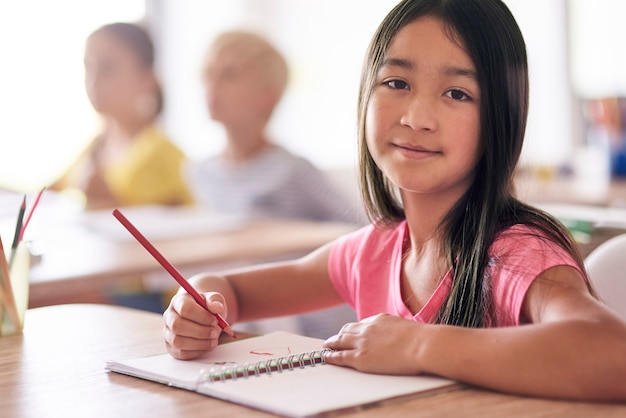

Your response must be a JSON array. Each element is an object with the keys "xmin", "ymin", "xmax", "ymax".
[{"xmin": 186, "ymin": 30, "xmax": 358, "ymax": 224}]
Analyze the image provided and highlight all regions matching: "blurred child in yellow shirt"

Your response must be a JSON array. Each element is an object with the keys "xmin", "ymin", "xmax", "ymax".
[{"xmin": 53, "ymin": 22, "xmax": 192, "ymax": 209}]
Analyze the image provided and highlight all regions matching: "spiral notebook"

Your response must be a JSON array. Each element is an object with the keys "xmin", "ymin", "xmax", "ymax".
[{"xmin": 105, "ymin": 331, "xmax": 459, "ymax": 417}]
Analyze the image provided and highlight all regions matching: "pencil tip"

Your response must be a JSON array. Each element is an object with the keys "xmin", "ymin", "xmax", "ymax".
[{"xmin": 225, "ymin": 327, "xmax": 237, "ymax": 339}]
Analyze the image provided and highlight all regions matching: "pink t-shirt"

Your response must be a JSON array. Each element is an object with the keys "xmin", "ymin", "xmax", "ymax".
[{"xmin": 328, "ymin": 221, "xmax": 582, "ymax": 326}]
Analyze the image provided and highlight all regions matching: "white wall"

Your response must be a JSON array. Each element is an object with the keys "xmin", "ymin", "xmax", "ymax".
[
  {"xmin": 569, "ymin": 0, "xmax": 626, "ymax": 98},
  {"xmin": 505, "ymin": 0, "xmax": 575, "ymax": 166}
]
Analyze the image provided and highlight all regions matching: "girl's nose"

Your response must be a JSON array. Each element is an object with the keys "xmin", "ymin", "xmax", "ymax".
[{"xmin": 399, "ymin": 95, "xmax": 437, "ymax": 132}]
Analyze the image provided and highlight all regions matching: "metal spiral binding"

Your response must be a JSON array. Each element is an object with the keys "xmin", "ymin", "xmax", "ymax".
[{"xmin": 197, "ymin": 348, "xmax": 332, "ymax": 384}]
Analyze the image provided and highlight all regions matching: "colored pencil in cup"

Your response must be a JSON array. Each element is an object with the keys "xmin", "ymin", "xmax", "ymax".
[
  {"xmin": 0, "ymin": 236, "xmax": 21, "ymax": 332},
  {"xmin": 112, "ymin": 208, "xmax": 236, "ymax": 338},
  {"xmin": 19, "ymin": 186, "xmax": 46, "ymax": 243},
  {"xmin": 8, "ymin": 196, "xmax": 26, "ymax": 268}
]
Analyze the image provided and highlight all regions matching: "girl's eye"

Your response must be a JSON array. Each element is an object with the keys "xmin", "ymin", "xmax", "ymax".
[
  {"xmin": 445, "ymin": 89, "xmax": 471, "ymax": 101},
  {"xmin": 384, "ymin": 79, "xmax": 409, "ymax": 90}
]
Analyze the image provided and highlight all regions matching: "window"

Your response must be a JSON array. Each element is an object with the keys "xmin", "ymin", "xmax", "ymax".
[{"xmin": 0, "ymin": 0, "xmax": 145, "ymax": 191}]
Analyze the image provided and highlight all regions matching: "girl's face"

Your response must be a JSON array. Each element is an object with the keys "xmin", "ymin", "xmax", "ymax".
[
  {"xmin": 366, "ymin": 17, "xmax": 481, "ymax": 204},
  {"xmin": 84, "ymin": 31, "xmax": 153, "ymax": 118}
]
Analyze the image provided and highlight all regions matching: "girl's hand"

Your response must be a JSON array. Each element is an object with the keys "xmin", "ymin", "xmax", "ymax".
[
  {"xmin": 323, "ymin": 313, "xmax": 424, "ymax": 375},
  {"xmin": 163, "ymin": 291, "xmax": 228, "ymax": 360}
]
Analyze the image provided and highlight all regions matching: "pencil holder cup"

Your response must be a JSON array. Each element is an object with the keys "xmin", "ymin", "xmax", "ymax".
[{"xmin": 1, "ymin": 242, "xmax": 30, "ymax": 336}]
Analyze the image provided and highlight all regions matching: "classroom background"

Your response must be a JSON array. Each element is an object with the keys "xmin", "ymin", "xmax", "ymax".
[
  {"xmin": 1, "ymin": 0, "xmax": 626, "ymax": 205},
  {"xmin": 2, "ymin": 2, "xmax": 626, "ymax": 416}
]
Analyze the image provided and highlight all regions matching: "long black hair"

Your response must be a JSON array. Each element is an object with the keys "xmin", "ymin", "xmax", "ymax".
[{"xmin": 357, "ymin": 0, "xmax": 590, "ymax": 327}]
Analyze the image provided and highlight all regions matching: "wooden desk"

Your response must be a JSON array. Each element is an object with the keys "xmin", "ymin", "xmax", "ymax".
[
  {"xmin": 1, "ymin": 304, "xmax": 625, "ymax": 417},
  {"xmin": 26, "ymin": 218, "xmax": 357, "ymax": 308}
]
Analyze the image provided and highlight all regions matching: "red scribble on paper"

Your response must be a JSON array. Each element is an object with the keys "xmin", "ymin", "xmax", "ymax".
[{"xmin": 249, "ymin": 346, "xmax": 292, "ymax": 356}]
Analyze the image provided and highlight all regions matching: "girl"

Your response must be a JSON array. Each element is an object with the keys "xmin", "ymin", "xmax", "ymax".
[
  {"xmin": 52, "ymin": 22, "xmax": 192, "ymax": 209},
  {"xmin": 163, "ymin": 0, "xmax": 626, "ymax": 401}
]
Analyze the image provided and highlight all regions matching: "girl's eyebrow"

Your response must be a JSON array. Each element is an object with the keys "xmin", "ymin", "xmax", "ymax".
[
  {"xmin": 381, "ymin": 58, "xmax": 477, "ymax": 80},
  {"xmin": 442, "ymin": 65, "xmax": 477, "ymax": 80},
  {"xmin": 381, "ymin": 57, "xmax": 414, "ymax": 70}
]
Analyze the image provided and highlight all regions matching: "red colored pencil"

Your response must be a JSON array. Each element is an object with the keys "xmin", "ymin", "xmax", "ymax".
[
  {"xmin": 112, "ymin": 208, "xmax": 235, "ymax": 338},
  {"xmin": 19, "ymin": 186, "xmax": 46, "ymax": 243}
]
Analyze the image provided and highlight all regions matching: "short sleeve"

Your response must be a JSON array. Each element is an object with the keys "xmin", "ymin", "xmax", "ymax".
[
  {"xmin": 327, "ymin": 223, "xmax": 406, "ymax": 319},
  {"xmin": 489, "ymin": 225, "xmax": 583, "ymax": 326},
  {"xmin": 328, "ymin": 227, "xmax": 369, "ymax": 309}
]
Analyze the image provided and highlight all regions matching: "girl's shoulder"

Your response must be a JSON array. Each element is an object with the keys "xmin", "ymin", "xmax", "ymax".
[
  {"xmin": 493, "ymin": 223, "xmax": 564, "ymax": 247},
  {"xmin": 489, "ymin": 223, "xmax": 579, "ymax": 270},
  {"xmin": 487, "ymin": 223, "xmax": 583, "ymax": 326}
]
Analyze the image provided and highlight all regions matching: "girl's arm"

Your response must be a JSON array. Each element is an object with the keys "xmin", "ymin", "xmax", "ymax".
[
  {"xmin": 324, "ymin": 265, "xmax": 626, "ymax": 401},
  {"xmin": 164, "ymin": 242, "xmax": 342, "ymax": 360}
]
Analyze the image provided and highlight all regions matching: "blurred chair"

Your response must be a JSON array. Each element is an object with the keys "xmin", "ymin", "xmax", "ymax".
[{"xmin": 585, "ymin": 233, "xmax": 626, "ymax": 319}]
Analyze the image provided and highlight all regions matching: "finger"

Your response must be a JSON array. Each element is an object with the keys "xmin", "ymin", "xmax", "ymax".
[
  {"xmin": 338, "ymin": 321, "xmax": 363, "ymax": 335},
  {"xmin": 323, "ymin": 329, "xmax": 358, "ymax": 351},
  {"xmin": 165, "ymin": 339, "xmax": 216, "ymax": 361},
  {"xmin": 323, "ymin": 348, "xmax": 356, "ymax": 368},
  {"xmin": 164, "ymin": 309, "xmax": 220, "ymax": 339},
  {"xmin": 164, "ymin": 299, "xmax": 220, "ymax": 342},
  {"xmin": 323, "ymin": 334, "xmax": 342, "ymax": 348},
  {"xmin": 205, "ymin": 292, "xmax": 227, "ymax": 316},
  {"xmin": 163, "ymin": 321, "xmax": 220, "ymax": 361},
  {"xmin": 171, "ymin": 293, "xmax": 217, "ymax": 327},
  {"xmin": 163, "ymin": 323, "xmax": 219, "ymax": 351}
]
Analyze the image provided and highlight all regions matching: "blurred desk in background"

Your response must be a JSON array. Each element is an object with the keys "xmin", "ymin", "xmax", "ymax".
[
  {"xmin": 515, "ymin": 172, "xmax": 626, "ymax": 257},
  {"xmin": 0, "ymin": 192, "xmax": 357, "ymax": 308},
  {"xmin": 27, "ymin": 217, "xmax": 357, "ymax": 308},
  {"xmin": 516, "ymin": 171, "xmax": 626, "ymax": 207},
  {"xmin": 6, "ymin": 175, "xmax": 625, "ymax": 309},
  {"xmin": 533, "ymin": 203, "xmax": 626, "ymax": 258}
]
